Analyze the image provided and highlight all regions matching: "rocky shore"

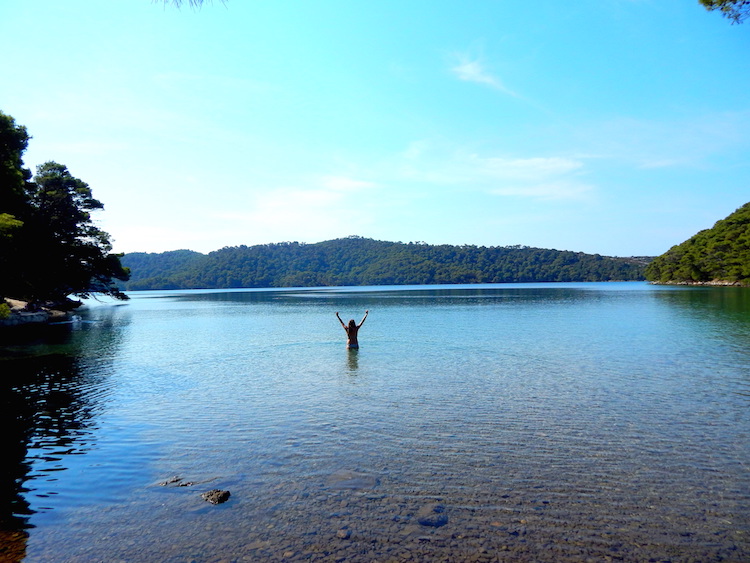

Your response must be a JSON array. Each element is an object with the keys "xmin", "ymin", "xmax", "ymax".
[
  {"xmin": 0, "ymin": 298, "xmax": 71, "ymax": 328},
  {"xmin": 652, "ymin": 279, "xmax": 746, "ymax": 286}
]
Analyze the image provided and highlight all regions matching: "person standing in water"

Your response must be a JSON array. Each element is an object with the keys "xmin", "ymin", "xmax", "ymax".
[{"xmin": 336, "ymin": 310, "xmax": 368, "ymax": 349}]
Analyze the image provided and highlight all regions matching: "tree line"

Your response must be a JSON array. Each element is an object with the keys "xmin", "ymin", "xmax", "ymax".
[
  {"xmin": 121, "ymin": 237, "xmax": 650, "ymax": 291},
  {"xmin": 646, "ymin": 202, "xmax": 750, "ymax": 285}
]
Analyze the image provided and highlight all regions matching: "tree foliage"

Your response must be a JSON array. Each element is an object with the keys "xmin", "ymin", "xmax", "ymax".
[
  {"xmin": 699, "ymin": 0, "xmax": 750, "ymax": 23},
  {"xmin": 122, "ymin": 237, "xmax": 649, "ymax": 291},
  {"xmin": 646, "ymin": 202, "xmax": 750, "ymax": 285},
  {"xmin": 0, "ymin": 112, "xmax": 129, "ymax": 305},
  {"xmin": 0, "ymin": 112, "xmax": 32, "ymax": 219},
  {"xmin": 158, "ymin": 0, "xmax": 223, "ymax": 8}
]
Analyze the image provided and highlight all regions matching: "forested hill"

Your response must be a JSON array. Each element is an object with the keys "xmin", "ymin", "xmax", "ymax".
[
  {"xmin": 646, "ymin": 202, "xmax": 750, "ymax": 285},
  {"xmin": 121, "ymin": 237, "xmax": 649, "ymax": 290}
]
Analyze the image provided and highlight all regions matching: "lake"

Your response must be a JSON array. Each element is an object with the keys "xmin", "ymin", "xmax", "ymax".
[{"xmin": 1, "ymin": 282, "xmax": 749, "ymax": 562}]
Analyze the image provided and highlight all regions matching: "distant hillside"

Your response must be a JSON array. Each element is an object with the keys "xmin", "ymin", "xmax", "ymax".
[
  {"xmin": 121, "ymin": 237, "xmax": 648, "ymax": 290},
  {"xmin": 646, "ymin": 202, "xmax": 750, "ymax": 286},
  {"xmin": 120, "ymin": 249, "xmax": 204, "ymax": 290}
]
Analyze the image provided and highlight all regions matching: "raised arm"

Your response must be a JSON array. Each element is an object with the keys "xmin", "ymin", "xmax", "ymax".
[
  {"xmin": 358, "ymin": 310, "xmax": 369, "ymax": 328},
  {"xmin": 336, "ymin": 312, "xmax": 347, "ymax": 329}
]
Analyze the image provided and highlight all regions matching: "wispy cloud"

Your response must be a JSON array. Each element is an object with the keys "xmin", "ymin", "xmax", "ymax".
[
  {"xmin": 207, "ymin": 174, "xmax": 380, "ymax": 245},
  {"xmin": 466, "ymin": 154, "xmax": 592, "ymax": 201},
  {"xmin": 397, "ymin": 142, "xmax": 593, "ymax": 201},
  {"xmin": 571, "ymin": 111, "xmax": 750, "ymax": 170},
  {"xmin": 320, "ymin": 175, "xmax": 376, "ymax": 191},
  {"xmin": 489, "ymin": 181, "xmax": 593, "ymax": 201},
  {"xmin": 474, "ymin": 156, "xmax": 583, "ymax": 180},
  {"xmin": 244, "ymin": 174, "xmax": 377, "ymax": 220},
  {"xmin": 450, "ymin": 53, "xmax": 519, "ymax": 98}
]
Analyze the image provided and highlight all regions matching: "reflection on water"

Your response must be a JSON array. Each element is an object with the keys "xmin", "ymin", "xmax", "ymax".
[
  {"xmin": 1, "ymin": 283, "xmax": 749, "ymax": 562},
  {"xmin": 655, "ymin": 285, "xmax": 750, "ymax": 339},
  {"xmin": 0, "ymin": 307, "xmax": 126, "ymax": 562},
  {"xmin": 0, "ymin": 354, "xmax": 100, "ymax": 561},
  {"xmin": 346, "ymin": 349, "xmax": 359, "ymax": 374}
]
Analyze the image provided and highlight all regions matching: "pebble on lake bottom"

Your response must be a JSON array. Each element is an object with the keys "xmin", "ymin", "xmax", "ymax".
[
  {"xmin": 417, "ymin": 503, "xmax": 449, "ymax": 527},
  {"xmin": 201, "ymin": 489, "xmax": 231, "ymax": 505}
]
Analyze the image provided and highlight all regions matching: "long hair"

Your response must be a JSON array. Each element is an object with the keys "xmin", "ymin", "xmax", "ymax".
[{"xmin": 348, "ymin": 319, "xmax": 356, "ymax": 330}]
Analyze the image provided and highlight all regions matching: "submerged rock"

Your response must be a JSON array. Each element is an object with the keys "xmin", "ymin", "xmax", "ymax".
[
  {"xmin": 325, "ymin": 469, "xmax": 378, "ymax": 490},
  {"xmin": 159, "ymin": 475, "xmax": 213, "ymax": 487},
  {"xmin": 201, "ymin": 489, "xmax": 231, "ymax": 505},
  {"xmin": 416, "ymin": 503, "xmax": 448, "ymax": 527}
]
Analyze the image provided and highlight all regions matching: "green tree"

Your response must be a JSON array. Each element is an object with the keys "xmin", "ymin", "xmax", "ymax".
[
  {"xmin": 1, "ymin": 111, "xmax": 130, "ymax": 305},
  {"xmin": 646, "ymin": 202, "xmax": 750, "ymax": 285},
  {"xmin": 15, "ymin": 162, "xmax": 130, "ymax": 304},
  {"xmin": 699, "ymin": 0, "xmax": 750, "ymax": 23},
  {"xmin": 0, "ymin": 112, "xmax": 32, "ymax": 296},
  {"xmin": 121, "ymin": 237, "xmax": 648, "ymax": 290},
  {"xmin": 0, "ymin": 111, "xmax": 32, "ymax": 218},
  {"xmin": 160, "ymin": 0, "xmax": 222, "ymax": 7}
]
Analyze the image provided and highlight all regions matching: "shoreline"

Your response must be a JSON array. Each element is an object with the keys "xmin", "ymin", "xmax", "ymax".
[
  {"xmin": 651, "ymin": 280, "xmax": 747, "ymax": 287},
  {"xmin": 0, "ymin": 298, "xmax": 71, "ymax": 328}
]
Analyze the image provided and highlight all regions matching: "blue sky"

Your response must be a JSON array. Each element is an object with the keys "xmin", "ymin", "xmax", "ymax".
[{"xmin": 1, "ymin": 0, "xmax": 748, "ymax": 256}]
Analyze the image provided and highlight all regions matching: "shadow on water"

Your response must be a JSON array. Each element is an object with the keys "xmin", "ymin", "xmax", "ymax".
[{"xmin": 0, "ymin": 308, "xmax": 125, "ymax": 562}]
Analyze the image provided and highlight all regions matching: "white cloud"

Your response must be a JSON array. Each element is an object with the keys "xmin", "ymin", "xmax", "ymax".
[
  {"xmin": 489, "ymin": 181, "xmax": 593, "ymax": 201},
  {"xmin": 108, "ymin": 223, "xmax": 220, "ymax": 254},
  {"xmin": 320, "ymin": 175, "xmax": 376, "ymax": 191},
  {"xmin": 571, "ymin": 111, "xmax": 750, "ymax": 170},
  {"xmin": 204, "ymin": 173, "xmax": 381, "ymax": 246},
  {"xmin": 472, "ymin": 156, "xmax": 584, "ymax": 180},
  {"xmin": 464, "ymin": 154, "xmax": 592, "ymax": 200},
  {"xmin": 450, "ymin": 54, "xmax": 519, "ymax": 98},
  {"xmin": 402, "ymin": 140, "xmax": 430, "ymax": 160},
  {"xmin": 394, "ymin": 143, "xmax": 593, "ymax": 201}
]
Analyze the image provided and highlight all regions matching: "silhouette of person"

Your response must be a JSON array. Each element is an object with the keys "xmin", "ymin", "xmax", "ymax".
[{"xmin": 336, "ymin": 310, "xmax": 368, "ymax": 349}]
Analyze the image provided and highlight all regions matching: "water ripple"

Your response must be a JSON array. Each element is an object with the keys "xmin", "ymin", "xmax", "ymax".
[{"xmin": 4, "ymin": 284, "xmax": 749, "ymax": 562}]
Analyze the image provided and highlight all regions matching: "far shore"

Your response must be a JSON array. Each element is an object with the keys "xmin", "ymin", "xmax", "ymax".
[{"xmin": 652, "ymin": 280, "xmax": 747, "ymax": 287}]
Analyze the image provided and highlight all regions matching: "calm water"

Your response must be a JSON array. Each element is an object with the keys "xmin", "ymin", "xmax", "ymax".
[{"xmin": 1, "ymin": 282, "xmax": 749, "ymax": 562}]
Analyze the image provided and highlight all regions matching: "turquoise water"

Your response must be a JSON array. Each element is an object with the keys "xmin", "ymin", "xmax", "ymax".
[{"xmin": 1, "ymin": 282, "xmax": 749, "ymax": 562}]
